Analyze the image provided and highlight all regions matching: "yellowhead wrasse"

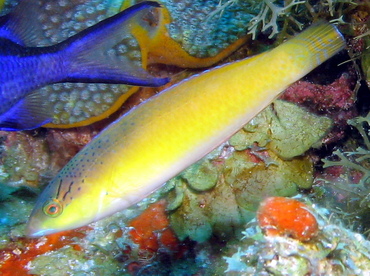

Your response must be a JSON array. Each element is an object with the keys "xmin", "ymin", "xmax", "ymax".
[{"xmin": 27, "ymin": 23, "xmax": 345, "ymax": 237}]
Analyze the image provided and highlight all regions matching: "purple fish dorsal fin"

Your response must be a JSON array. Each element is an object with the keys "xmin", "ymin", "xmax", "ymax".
[{"xmin": 0, "ymin": 0, "xmax": 44, "ymax": 46}]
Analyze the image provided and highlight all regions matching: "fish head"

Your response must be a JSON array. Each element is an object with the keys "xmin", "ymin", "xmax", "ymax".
[
  {"xmin": 26, "ymin": 124, "xmax": 142, "ymax": 237},
  {"xmin": 26, "ymin": 175, "xmax": 92, "ymax": 237},
  {"xmin": 26, "ymin": 159, "xmax": 124, "ymax": 237}
]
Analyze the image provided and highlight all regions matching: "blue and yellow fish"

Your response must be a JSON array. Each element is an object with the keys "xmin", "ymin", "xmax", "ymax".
[
  {"xmin": 27, "ymin": 22, "xmax": 345, "ymax": 237},
  {"xmin": 0, "ymin": 1, "xmax": 168, "ymax": 131}
]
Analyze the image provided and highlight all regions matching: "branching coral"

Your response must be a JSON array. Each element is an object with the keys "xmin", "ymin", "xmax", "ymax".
[
  {"xmin": 246, "ymin": 0, "xmax": 357, "ymax": 40},
  {"xmin": 247, "ymin": 0, "xmax": 305, "ymax": 39}
]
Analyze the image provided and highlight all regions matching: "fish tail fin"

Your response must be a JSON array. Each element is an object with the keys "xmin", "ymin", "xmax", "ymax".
[
  {"xmin": 59, "ymin": 1, "xmax": 169, "ymax": 87},
  {"xmin": 284, "ymin": 22, "xmax": 346, "ymax": 70}
]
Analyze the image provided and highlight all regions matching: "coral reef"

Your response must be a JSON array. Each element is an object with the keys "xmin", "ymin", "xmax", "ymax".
[
  {"xmin": 138, "ymin": 0, "xmax": 252, "ymax": 68},
  {"xmin": 281, "ymin": 73, "xmax": 358, "ymax": 144},
  {"xmin": 223, "ymin": 198, "xmax": 370, "ymax": 275},
  {"xmin": 228, "ymin": 100, "xmax": 333, "ymax": 159},
  {"xmin": 1, "ymin": 0, "xmax": 370, "ymax": 274},
  {"xmin": 0, "ymin": 227, "xmax": 90, "ymax": 276},
  {"xmin": 2, "ymin": 196, "xmax": 198, "ymax": 275},
  {"xmin": 211, "ymin": 0, "xmax": 358, "ymax": 41},
  {"xmin": 247, "ymin": 0, "xmax": 306, "ymax": 39},
  {"xmin": 0, "ymin": 100, "xmax": 336, "ymax": 274},
  {"xmin": 0, "ymin": 196, "xmax": 34, "ymax": 246},
  {"xmin": 282, "ymin": 74, "xmax": 355, "ymax": 113}
]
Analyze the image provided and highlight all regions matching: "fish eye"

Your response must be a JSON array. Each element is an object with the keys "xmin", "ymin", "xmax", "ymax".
[{"xmin": 42, "ymin": 198, "xmax": 63, "ymax": 218}]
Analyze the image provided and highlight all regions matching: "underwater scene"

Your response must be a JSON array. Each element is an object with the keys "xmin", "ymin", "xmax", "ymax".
[{"xmin": 0, "ymin": 0, "xmax": 370, "ymax": 275}]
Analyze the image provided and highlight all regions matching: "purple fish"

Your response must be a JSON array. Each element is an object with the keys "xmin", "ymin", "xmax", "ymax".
[{"xmin": 0, "ymin": 1, "xmax": 169, "ymax": 131}]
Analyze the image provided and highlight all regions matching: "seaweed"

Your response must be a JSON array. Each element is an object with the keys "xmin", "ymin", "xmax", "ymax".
[{"xmin": 319, "ymin": 112, "xmax": 370, "ymax": 231}]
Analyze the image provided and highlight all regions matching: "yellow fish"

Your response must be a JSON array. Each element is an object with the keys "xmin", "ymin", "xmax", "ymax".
[{"xmin": 27, "ymin": 23, "xmax": 345, "ymax": 237}]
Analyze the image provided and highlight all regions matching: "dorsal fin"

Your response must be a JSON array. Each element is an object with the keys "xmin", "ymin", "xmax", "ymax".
[{"xmin": 0, "ymin": 0, "xmax": 43, "ymax": 45}]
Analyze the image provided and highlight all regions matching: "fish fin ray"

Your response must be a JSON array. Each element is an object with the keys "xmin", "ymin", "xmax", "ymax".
[
  {"xmin": 0, "ymin": 91, "xmax": 53, "ymax": 131},
  {"xmin": 0, "ymin": 0, "xmax": 44, "ymax": 45},
  {"xmin": 60, "ymin": 1, "xmax": 169, "ymax": 87}
]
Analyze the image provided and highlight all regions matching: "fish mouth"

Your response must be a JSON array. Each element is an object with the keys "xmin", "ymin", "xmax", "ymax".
[
  {"xmin": 25, "ymin": 217, "xmax": 55, "ymax": 238},
  {"xmin": 26, "ymin": 228, "xmax": 54, "ymax": 238}
]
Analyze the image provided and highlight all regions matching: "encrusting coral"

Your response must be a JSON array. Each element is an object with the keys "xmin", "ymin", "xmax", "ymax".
[
  {"xmin": 166, "ymin": 100, "xmax": 333, "ymax": 242},
  {"xmin": 257, "ymin": 197, "xmax": 319, "ymax": 242}
]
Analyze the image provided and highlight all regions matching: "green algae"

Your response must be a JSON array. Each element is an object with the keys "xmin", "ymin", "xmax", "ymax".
[
  {"xmin": 361, "ymin": 32, "xmax": 370, "ymax": 88},
  {"xmin": 319, "ymin": 112, "xmax": 370, "ymax": 226}
]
